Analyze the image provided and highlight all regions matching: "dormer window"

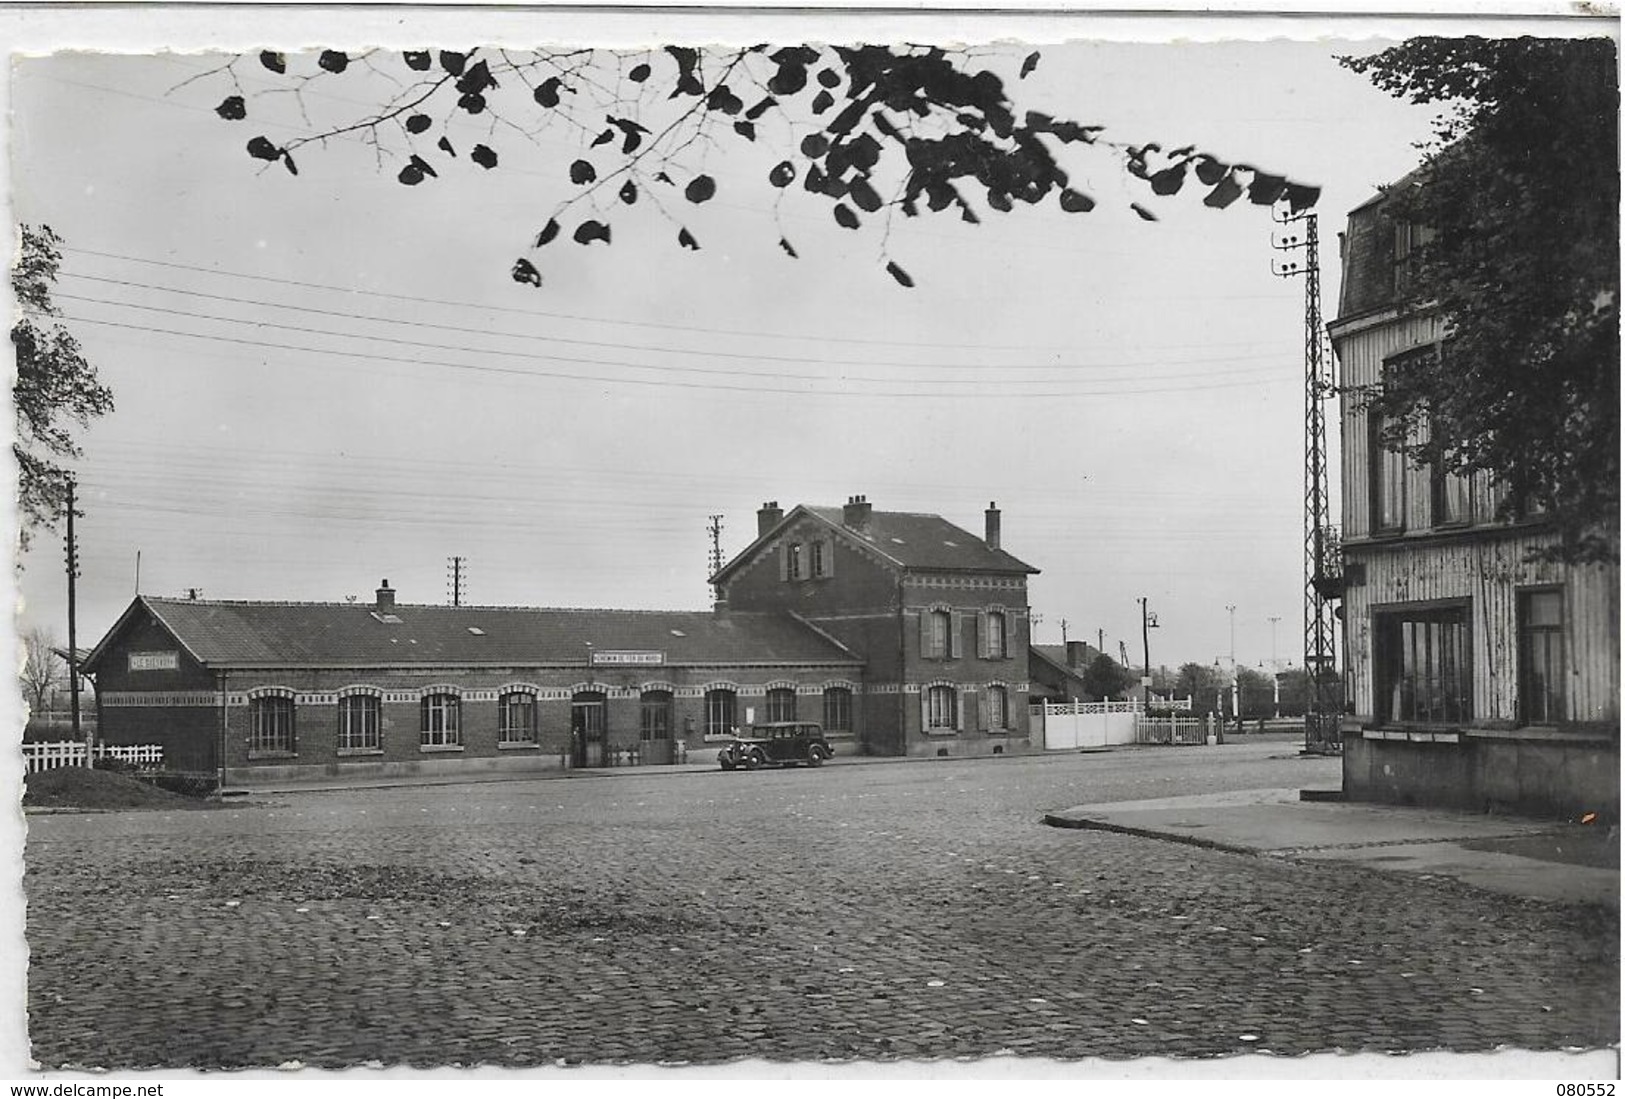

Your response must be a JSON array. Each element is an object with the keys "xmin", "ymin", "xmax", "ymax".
[
  {"xmin": 810, "ymin": 540, "xmax": 825, "ymax": 579},
  {"xmin": 787, "ymin": 542, "xmax": 803, "ymax": 581}
]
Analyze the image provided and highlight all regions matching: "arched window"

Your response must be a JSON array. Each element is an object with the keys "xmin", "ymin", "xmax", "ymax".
[
  {"xmin": 337, "ymin": 694, "xmax": 380, "ymax": 752},
  {"xmin": 704, "ymin": 689, "xmax": 737, "ymax": 738},
  {"xmin": 823, "ymin": 687, "xmax": 852, "ymax": 733},
  {"xmin": 250, "ymin": 695, "xmax": 295, "ymax": 754},
  {"xmin": 985, "ymin": 685, "xmax": 1009, "ymax": 730},
  {"xmin": 640, "ymin": 690, "xmax": 673, "ymax": 741},
  {"xmin": 499, "ymin": 692, "xmax": 537, "ymax": 744},
  {"xmin": 421, "ymin": 693, "xmax": 461, "ymax": 748},
  {"xmin": 765, "ymin": 687, "xmax": 797, "ymax": 723},
  {"xmin": 925, "ymin": 685, "xmax": 957, "ymax": 731}
]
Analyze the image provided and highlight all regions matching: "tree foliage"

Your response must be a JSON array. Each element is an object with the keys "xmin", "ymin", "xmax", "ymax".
[
  {"xmin": 204, "ymin": 45, "xmax": 1320, "ymax": 287},
  {"xmin": 13, "ymin": 225, "xmax": 114, "ymax": 554},
  {"xmin": 1341, "ymin": 36, "xmax": 1619, "ymax": 562},
  {"xmin": 1079, "ymin": 651, "xmax": 1132, "ymax": 700}
]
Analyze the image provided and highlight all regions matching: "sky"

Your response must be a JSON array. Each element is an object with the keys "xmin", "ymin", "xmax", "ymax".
[{"xmin": 5, "ymin": 8, "xmax": 1596, "ymax": 676}]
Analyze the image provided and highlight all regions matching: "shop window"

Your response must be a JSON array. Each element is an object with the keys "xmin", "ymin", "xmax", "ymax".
[
  {"xmin": 640, "ymin": 690, "xmax": 673, "ymax": 741},
  {"xmin": 498, "ymin": 692, "xmax": 537, "ymax": 745},
  {"xmin": 337, "ymin": 694, "xmax": 380, "ymax": 752},
  {"xmin": 1375, "ymin": 605, "xmax": 1471, "ymax": 725},
  {"xmin": 250, "ymin": 695, "xmax": 295, "ymax": 755},
  {"xmin": 1518, "ymin": 589, "xmax": 1565, "ymax": 725},
  {"xmin": 823, "ymin": 687, "xmax": 852, "ymax": 733},
  {"xmin": 421, "ymin": 693, "xmax": 462, "ymax": 748}
]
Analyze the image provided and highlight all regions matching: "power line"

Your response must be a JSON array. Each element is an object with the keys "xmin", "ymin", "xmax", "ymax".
[{"xmin": 59, "ymin": 313, "xmax": 1293, "ymax": 400}]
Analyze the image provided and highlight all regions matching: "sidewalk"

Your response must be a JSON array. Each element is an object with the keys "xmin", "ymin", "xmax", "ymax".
[{"xmin": 1044, "ymin": 788, "xmax": 1619, "ymax": 909}]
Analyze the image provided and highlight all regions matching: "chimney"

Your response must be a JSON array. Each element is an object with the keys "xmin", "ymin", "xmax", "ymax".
[
  {"xmin": 985, "ymin": 501, "xmax": 1001, "ymax": 551},
  {"xmin": 1066, "ymin": 639, "xmax": 1089, "ymax": 669},
  {"xmin": 843, "ymin": 494, "xmax": 872, "ymax": 531},
  {"xmin": 375, "ymin": 579, "xmax": 395, "ymax": 611},
  {"xmin": 757, "ymin": 500, "xmax": 784, "ymax": 538}
]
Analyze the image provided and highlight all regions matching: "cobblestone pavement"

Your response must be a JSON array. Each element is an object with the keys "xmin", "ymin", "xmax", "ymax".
[{"xmin": 24, "ymin": 742, "xmax": 1619, "ymax": 1069}]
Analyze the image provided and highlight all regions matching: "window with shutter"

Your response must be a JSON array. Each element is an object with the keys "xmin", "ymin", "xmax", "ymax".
[{"xmin": 948, "ymin": 612, "xmax": 963, "ymax": 660}]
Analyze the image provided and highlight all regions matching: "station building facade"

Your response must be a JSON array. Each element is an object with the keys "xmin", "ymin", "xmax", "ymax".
[{"xmin": 83, "ymin": 497, "xmax": 1038, "ymax": 782}]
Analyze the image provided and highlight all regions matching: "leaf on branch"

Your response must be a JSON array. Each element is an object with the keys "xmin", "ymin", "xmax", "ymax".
[
  {"xmin": 1149, "ymin": 164, "xmax": 1186, "ymax": 196},
  {"xmin": 1247, "ymin": 172, "xmax": 1288, "ymax": 205},
  {"xmin": 409, "ymin": 154, "xmax": 438, "ymax": 179},
  {"xmin": 1058, "ymin": 188, "xmax": 1095, "ymax": 214},
  {"xmin": 318, "ymin": 50, "xmax": 349, "ymax": 74},
  {"xmin": 1203, "ymin": 174, "xmax": 1243, "ymax": 209},
  {"xmin": 746, "ymin": 97, "xmax": 776, "ymax": 120},
  {"xmin": 1020, "ymin": 51, "xmax": 1040, "ymax": 79},
  {"xmin": 535, "ymin": 77, "xmax": 564, "ymax": 108},
  {"xmin": 811, "ymin": 89, "xmax": 834, "ymax": 114},
  {"xmin": 872, "ymin": 112, "xmax": 899, "ymax": 139},
  {"xmin": 706, "ymin": 85, "xmax": 744, "ymax": 115},
  {"xmin": 629, "ymin": 62, "xmax": 651, "ymax": 82},
  {"xmin": 1130, "ymin": 203, "xmax": 1158, "ymax": 221},
  {"xmin": 1284, "ymin": 182, "xmax": 1321, "ymax": 212},
  {"xmin": 439, "ymin": 51, "xmax": 467, "ymax": 76},
  {"xmin": 817, "ymin": 67, "xmax": 841, "ymax": 89},
  {"xmin": 471, "ymin": 144, "xmax": 498, "ymax": 169},
  {"xmin": 685, "ymin": 175, "xmax": 717, "ymax": 203},
  {"xmin": 511, "ymin": 258, "xmax": 542, "ymax": 287},
  {"xmin": 456, "ymin": 60, "xmax": 496, "ymax": 96},
  {"xmin": 405, "ymin": 114, "xmax": 433, "ymax": 134},
  {"xmin": 458, "ymin": 93, "xmax": 487, "ymax": 114},
  {"xmin": 848, "ymin": 176, "xmax": 882, "ymax": 213},
  {"xmin": 398, "ymin": 163, "xmax": 425, "ymax": 185},
  {"xmin": 591, "ymin": 128, "xmax": 615, "ymax": 148},
  {"xmin": 1194, "ymin": 156, "xmax": 1228, "ymax": 186},
  {"xmin": 536, "ymin": 219, "xmax": 561, "ymax": 247},
  {"xmin": 574, "ymin": 220, "xmax": 611, "ymax": 245},
  {"xmin": 886, "ymin": 260, "xmax": 915, "ymax": 288},
  {"xmin": 733, "ymin": 120, "xmax": 756, "ymax": 141},
  {"xmin": 987, "ymin": 189, "xmax": 1013, "ymax": 213},
  {"xmin": 778, "ymin": 237, "xmax": 799, "ymax": 258},
  {"xmin": 404, "ymin": 50, "xmax": 432, "ymax": 71},
  {"xmin": 215, "ymin": 96, "xmax": 247, "ymax": 121},
  {"xmin": 619, "ymin": 180, "xmax": 638, "ymax": 205},
  {"xmin": 666, "ymin": 46, "xmax": 703, "ymax": 97},
  {"xmin": 833, "ymin": 203, "xmax": 860, "ymax": 230},
  {"xmin": 282, "ymin": 152, "xmax": 298, "ymax": 176},
  {"xmin": 769, "ymin": 161, "xmax": 796, "ymax": 188},
  {"xmin": 768, "ymin": 62, "xmax": 808, "ymax": 96},
  {"xmin": 800, "ymin": 133, "xmax": 830, "ymax": 158},
  {"xmin": 655, "ymin": 171, "xmax": 674, "ymax": 184},
  {"xmin": 246, "ymin": 136, "xmax": 281, "ymax": 162},
  {"xmin": 437, "ymin": 136, "xmax": 457, "ymax": 157},
  {"xmin": 260, "ymin": 51, "xmax": 286, "ymax": 74},
  {"xmin": 678, "ymin": 227, "xmax": 700, "ymax": 250}
]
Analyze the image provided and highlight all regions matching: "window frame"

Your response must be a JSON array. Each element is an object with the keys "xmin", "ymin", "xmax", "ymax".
[
  {"xmin": 336, "ymin": 692, "xmax": 381, "ymax": 754},
  {"xmin": 249, "ymin": 694, "xmax": 296, "ymax": 756},
  {"xmin": 498, "ymin": 691, "xmax": 538, "ymax": 746},
  {"xmin": 704, "ymin": 688, "xmax": 737, "ymax": 739},
  {"xmin": 640, "ymin": 689, "xmax": 674, "ymax": 741},
  {"xmin": 822, "ymin": 686, "xmax": 853, "ymax": 733},
  {"xmin": 1373, "ymin": 600, "xmax": 1473, "ymax": 727},
  {"xmin": 765, "ymin": 686, "xmax": 797, "ymax": 723},
  {"xmin": 924, "ymin": 684, "xmax": 958, "ymax": 731},
  {"xmin": 985, "ymin": 685, "xmax": 1009, "ymax": 730},
  {"xmin": 1516, "ymin": 586, "xmax": 1565, "ymax": 726},
  {"xmin": 420, "ymin": 692, "xmax": 463, "ymax": 749}
]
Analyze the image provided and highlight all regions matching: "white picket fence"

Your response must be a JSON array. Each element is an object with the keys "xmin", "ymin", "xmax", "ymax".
[
  {"xmin": 22, "ymin": 741, "xmax": 164, "ymax": 775},
  {"xmin": 1135, "ymin": 714, "xmax": 1214, "ymax": 746}
]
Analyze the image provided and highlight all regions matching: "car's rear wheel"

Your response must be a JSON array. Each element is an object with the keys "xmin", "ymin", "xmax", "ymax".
[
  {"xmin": 743, "ymin": 750, "xmax": 764, "ymax": 770},
  {"xmin": 806, "ymin": 745, "xmax": 826, "ymax": 767}
]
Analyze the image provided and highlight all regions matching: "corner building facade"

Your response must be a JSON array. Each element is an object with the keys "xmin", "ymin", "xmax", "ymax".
[{"xmin": 712, "ymin": 497, "xmax": 1039, "ymax": 757}]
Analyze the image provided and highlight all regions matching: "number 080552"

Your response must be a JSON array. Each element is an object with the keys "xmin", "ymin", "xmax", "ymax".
[{"xmin": 1556, "ymin": 1085, "xmax": 1614, "ymax": 1096}]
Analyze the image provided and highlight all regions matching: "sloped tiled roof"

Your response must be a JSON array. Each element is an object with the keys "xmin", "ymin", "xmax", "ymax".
[
  {"xmin": 89, "ymin": 597, "xmax": 861, "ymax": 670},
  {"xmin": 801, "ymin": 506, "xmax": 1038, "ymax": 574},
  {"xmin": 1030, "ymin": 644, "xmax": 1101, "ymax": 676}
]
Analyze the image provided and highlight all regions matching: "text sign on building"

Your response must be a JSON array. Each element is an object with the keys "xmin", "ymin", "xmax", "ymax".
[
  {"xmin": 590, "ymin": 650, "xmax": 665, "ymax": 666},
  {"xmin": 128, "ymin": 651, "xmax": 180, "ymax": 672}
]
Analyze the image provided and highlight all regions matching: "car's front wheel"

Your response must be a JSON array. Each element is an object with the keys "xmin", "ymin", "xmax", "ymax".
[
  {"xmin": 806, "ymin": 745, "xmax": 827, "ymax": 767},
  {"xmin": 743, "ymin": 750, "xmax": 765, "ymax": 770}
]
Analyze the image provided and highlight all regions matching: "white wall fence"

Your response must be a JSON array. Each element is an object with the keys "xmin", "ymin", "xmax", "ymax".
[
  {"xmin": 1030, "ymin": 698, "xmax": 1213, "ymax": 751},
  {"xmin": 22, "ymin": 741, "xmax": 164, "ymax": 775}
]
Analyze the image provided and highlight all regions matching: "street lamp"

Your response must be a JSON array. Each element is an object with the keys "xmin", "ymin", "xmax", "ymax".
[
  {"xmin": 1138, "ymin": 597, "xmax": 1159, "ymax": 707},
  {"xmin": 1268, "ymin": 616, "xmax": 1282, "ymax": 719},
  {"xmin": 1225, "ymin": 604, "xmax": 1237, "ymax": 722}
]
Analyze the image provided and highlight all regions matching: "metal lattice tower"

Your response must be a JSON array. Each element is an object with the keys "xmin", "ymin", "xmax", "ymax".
[
  {"xmin": 707, "ymin": 514, "xmax": 724, "ymax": 600},
  {"xmin": 1272, "ymin": 211, "xmax": 1340, "ymax": 753}
]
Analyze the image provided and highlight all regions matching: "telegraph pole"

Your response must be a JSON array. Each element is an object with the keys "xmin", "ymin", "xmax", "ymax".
[
  {"xmin": 1272, "ymin": 208, "xmax": 1340, "ymax": 754},
  {"xmin": 65, "ymin": 477, "xmax": 82, "ymax": 745},
  {"xmin": 706, "ymin": 514, "xmax": 724, "ymax": 601},
  {"xmin": 1138, "ymin": 598, "xmax": 1158, "ymax": 706},
  {"xmin": 447, "ymin": 556, "xmax": 466, "ymax": 607}
]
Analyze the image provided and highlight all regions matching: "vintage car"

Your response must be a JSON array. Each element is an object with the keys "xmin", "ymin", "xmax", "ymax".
[{"xmin": 717, "ymin": 722, "xmax": 833, "ymax": 770}]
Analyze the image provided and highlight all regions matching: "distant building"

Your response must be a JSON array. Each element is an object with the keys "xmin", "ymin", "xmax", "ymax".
[
  {"xmin": 84, "ymin": 496, "xmax": 1041, "ymax": 781},
  {"xmin": 1327, "ymin": 179, "xmax": 1619, "ymax": 818},
  {"xmin": 712, "ymin": 497, "xmax": 1039, "ymax": 757},
  {"xmin": 1028, "ymin": 642, "xmax": 1105, "ymax": 704}
]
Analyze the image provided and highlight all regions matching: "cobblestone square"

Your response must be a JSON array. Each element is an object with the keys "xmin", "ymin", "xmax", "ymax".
[{"xmin": 23, "ymin": 744, "xmax": 1619, "ymax": 1069}]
